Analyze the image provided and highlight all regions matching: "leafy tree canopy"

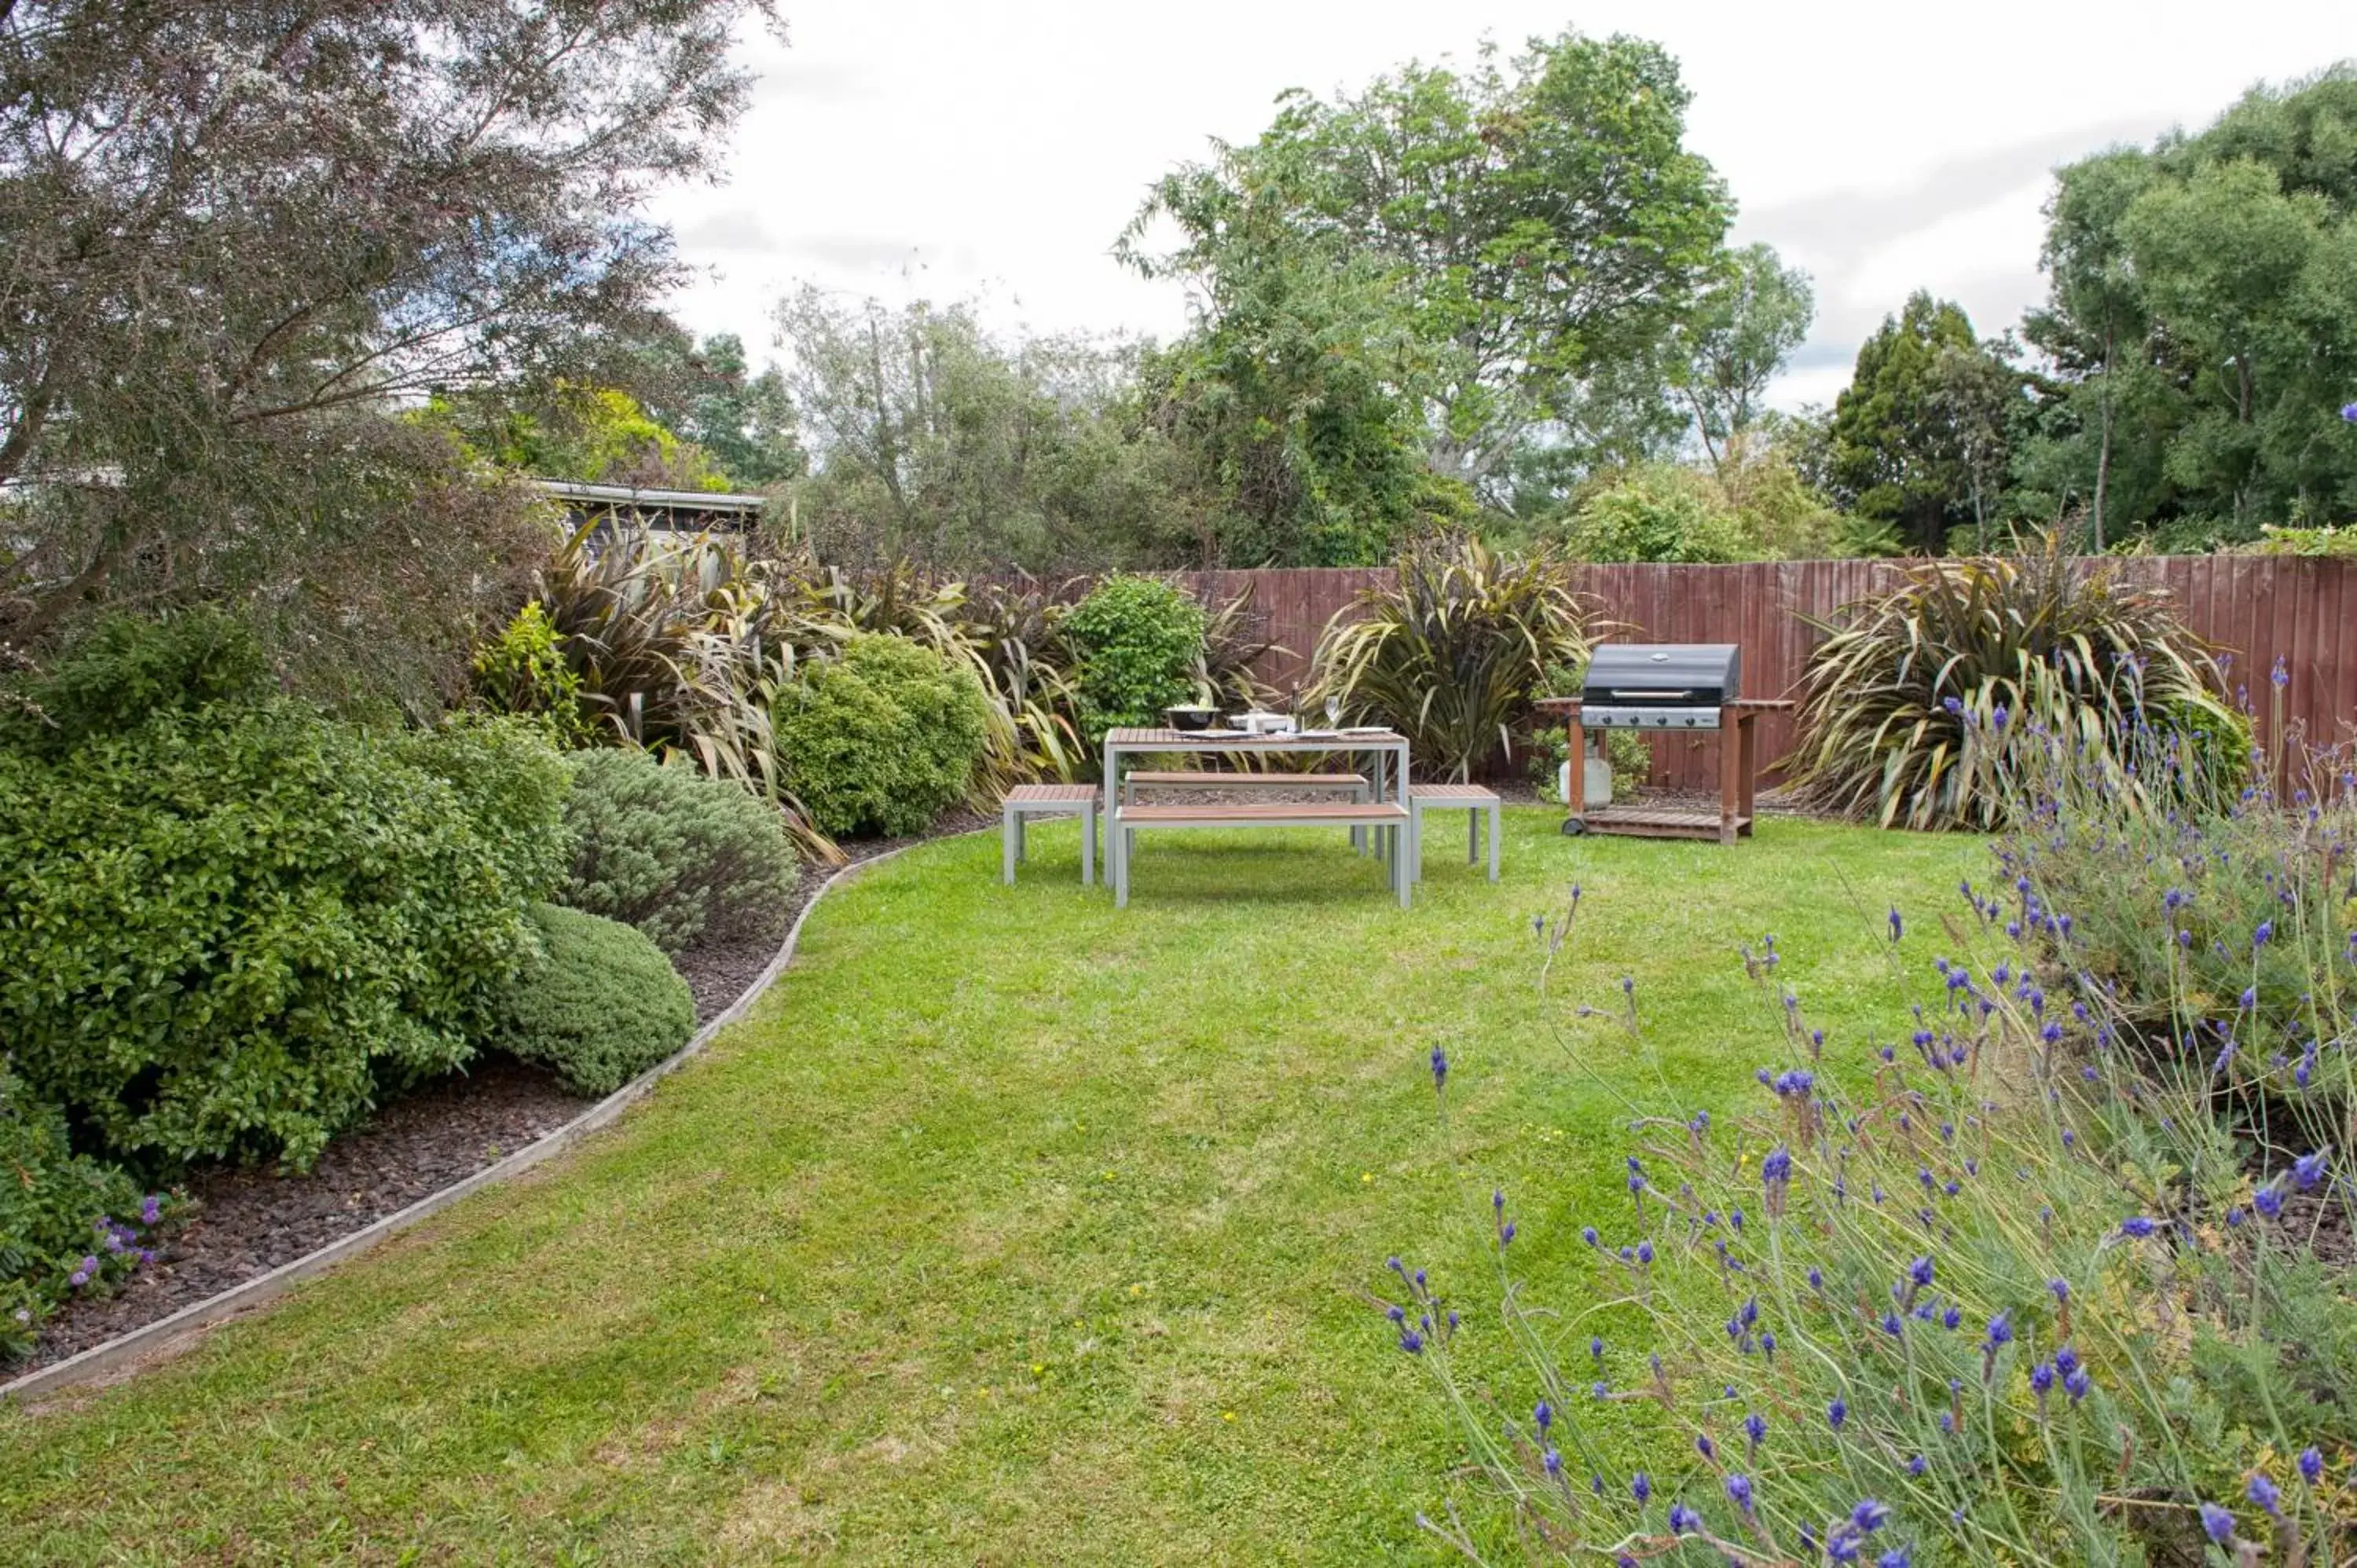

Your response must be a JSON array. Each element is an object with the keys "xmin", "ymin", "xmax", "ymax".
[
  {"xmin": 1121, "ymin": 27, "xmax": 1731, "ymax": 554},
  {"xmin": 2022, "ymin": 65, "xmax": 2357, "ymax": 546},
  {"xmin": 1826, "ymin": 293, "xmax": 2027, "ymax": 552},
  {"xmin": 0, "ymin": 0, "xmax": 779, "ymax": 694}
]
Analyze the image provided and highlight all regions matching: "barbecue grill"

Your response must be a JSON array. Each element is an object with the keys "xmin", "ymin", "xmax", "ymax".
[
  {"xmin": 1534, "ymin": 643, "xmax": 1791, "ymax": 845},
  {"xmin": 1577, "ymin": 644, "xmax": 1742, "ymax": 730}
]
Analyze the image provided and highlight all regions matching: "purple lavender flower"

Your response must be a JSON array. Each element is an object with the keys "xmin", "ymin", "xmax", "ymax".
[
  {"xmin": 2255, "ymin": 1181, "xmax": 2286, "ymax": 1221},
  {"xmin": 2300, "ymin": 1447, "xmax": 2323, "ymax": 1485},
  {"xmin": 2198, "ymin": 1502, "xmax": 2235, "ymax": 1545},
  {"xmin": 2253, "ymin": 918, "xmax": 2275, "ymax": 947},
  {"xmin": 1906, "ymin": 1454, "xmax": 1927, "ymax": 1477},
  {"xmin": 1889, "ymin": 907, "xmax": 1903, "ymax": 943},
  {"xmin": 1398, "ymin": 1328, "xmax": 1424, "ymax": 1354},
  {"xmin": 1668, "ymin": 1503, "xmax": 1702, "ymax": 1533},
  {"xmin": 1725, "ymin": 1473, "xmax": 1754, "ymax": 1514},
  {"xmin": 1743, "ymin": 1412, "xmax": 1767, "ymax": 1450},
  {"xmin": 1695, "ymin": 1432, "xmax": 1715, "ymax": 1460},
  {"xmin": 1632, "ymin": 1471, "xmax": 1651, "ymax": 1504},
  {"xmin": 2118, "ymin": 1216, "xmax": 2157, "ymax": 1238},
  {"xmin": 1542, "ymin": 1446, "xmax": 1561, "ymax": 1476},
  {"xmin": 1534, "ymin": 1400, "xmax": 1552, "ymax": 1432},
  {"xmin": 2248, "ymin": 1473, "xmax": 2282, "ymax": 1518},
  {"xmin": 1851, "ymin": 1499, "xmax": 1890, "ymax": 1533},
  {"xmin": 2048, "ymin": 1278, "xmax": 2069, "ymax": 1304},
  {"xmin": 2294, "ymin": 1148, "xmax": 2330, "ymax": 1189},
  {"xmin": 1876, "ymin": 1550, "xmax": 1911, "ymax": 1568},
  {"xmin": 1429, "ymin": 1046, "xmax": 1447, "ymax": 1091}
]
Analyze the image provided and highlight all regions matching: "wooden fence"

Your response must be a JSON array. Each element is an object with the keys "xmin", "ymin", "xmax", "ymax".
[{"xmin": 1149, "ymin": 557, "xmax": 2357, "ymax": 792}]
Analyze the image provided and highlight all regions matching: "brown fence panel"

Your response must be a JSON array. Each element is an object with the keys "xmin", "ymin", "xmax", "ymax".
[{"xmin": 974, "ymin": 557, "xmax": 2357, "ymax": 781}]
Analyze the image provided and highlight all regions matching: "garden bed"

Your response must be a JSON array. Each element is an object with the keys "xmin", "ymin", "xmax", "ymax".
[{"xmin": 13, "ymin": 816, "xmax": 986, "ymax": 1376}]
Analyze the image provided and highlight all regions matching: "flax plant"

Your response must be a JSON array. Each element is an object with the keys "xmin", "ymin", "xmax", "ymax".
[
  {"xmin": 1312, "ymin": 533, "xmax": 1604, "ymax": 782},
  {"xmin": 1788, "ymin": 537, "xmax": 2238, "ymax": 830}
]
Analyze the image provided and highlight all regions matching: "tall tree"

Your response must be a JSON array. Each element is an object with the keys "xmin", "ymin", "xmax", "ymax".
[
  {"xmin": 0, "ymin": 0, "xmax": 781, "ymax": 656},
  {"xmin": 2024, "ymin": 67, "xmax": 2357, "ymax": 545},
  {"xmin": 1826, "ymin": 294, "xmax": 2024, "ymax": 552},
  {"xmin": 1670, "ymin": 244, "xmax": 1816, "ymax": 475},
  {"xmin": 775, "ymin": 289, "xmax": 1198, "ymax": 570},
  {"xmin": 1124, "ymin": 28, "xmax": 1730, "ymax": 507}
]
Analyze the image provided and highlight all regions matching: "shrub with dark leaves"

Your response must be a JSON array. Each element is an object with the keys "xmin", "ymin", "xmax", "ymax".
[{"xmin": 1788, "ymin": 538, "xmax": 2240, "ymax": 830}]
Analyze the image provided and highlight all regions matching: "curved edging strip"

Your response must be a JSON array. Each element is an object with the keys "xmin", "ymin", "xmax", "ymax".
[{"xmin": 1, "ymin": 838, "xmax": 933, "ymax": 1405}]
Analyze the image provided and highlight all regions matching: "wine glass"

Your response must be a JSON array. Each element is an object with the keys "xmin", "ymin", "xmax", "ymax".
[{"xmin": 1324, "ymin": 694, "xmax": 1342, "ymax": 732}]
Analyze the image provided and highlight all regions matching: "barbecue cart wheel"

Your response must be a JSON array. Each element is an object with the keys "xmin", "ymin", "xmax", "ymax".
[{"xmin": 1561, "ymin": 816, "xmax": 1586, "ymax": 837}]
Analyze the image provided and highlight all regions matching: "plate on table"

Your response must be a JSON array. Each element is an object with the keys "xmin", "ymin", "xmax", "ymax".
[
  {"xmin": 1193, "ymin": 727, "xmax": 1246, "ymax": 739},
  {"xmin": 1336, "ymin": 726, "xmax": 1393, "ymax": 736}
]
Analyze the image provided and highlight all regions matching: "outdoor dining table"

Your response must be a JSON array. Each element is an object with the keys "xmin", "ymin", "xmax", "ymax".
[{"xmin": 1100, "ymin": 726, "xmax": 1414, "ymax": 907}]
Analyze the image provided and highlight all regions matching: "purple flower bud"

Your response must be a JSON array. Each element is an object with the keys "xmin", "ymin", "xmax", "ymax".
[
  {"xmin": 2300, "ymin": 1447, "xmax": 2323, "ymax": 1485},
  {"xmin": 2199, "ymin": 1502, "xmax": 2234, "ymax": 1545},
  {"xmin": 1851, "ymin": 1498, "xmax": 1890, "ymax": 1533},
  {"xmin": 2118, "ymin": 1216, "xmax": 2157, "ymax": 1239},
  {"xmin": 1669, "ymin": 1503, "xmax": 1701, "ymax": 1533},
  {"xmin": 2249, "ymin": 1474, "xmax": 2282, "ymax": 1518},
  {"xmin": 1429, "ymin": 1046, "xmax": 1447, "ymax": 1090},
  {"xmin": 1725, "ymin": 1473, "xmax": 1754, "ymax": 1513},
  {"xmin": 1534, "ymin": 1400, "xmax": 1552, "ymax": 1432},
  {"xmin": 1827, "ymin": 1396, "xmax": 1847, "ymax": 1430},
  {"xmin": 2295, "ymin": 1149, "xmax": 2330, "ymax": 1189}
]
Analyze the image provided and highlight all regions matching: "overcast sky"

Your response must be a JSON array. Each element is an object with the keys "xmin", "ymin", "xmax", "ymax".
[{"xmin": 653, "ymin": 1, "xmax": 2349, "ymax": 411}]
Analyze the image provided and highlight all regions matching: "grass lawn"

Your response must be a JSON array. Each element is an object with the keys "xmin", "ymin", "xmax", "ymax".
[{"xmin": 0, "ymin": 810, "xmax": 1979, "ymax": 1565}]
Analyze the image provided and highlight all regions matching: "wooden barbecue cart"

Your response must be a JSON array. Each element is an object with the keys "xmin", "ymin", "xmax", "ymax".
[{"xmin": 1535, "ymin": 694, "xmax": 1793, "ymax": 845}]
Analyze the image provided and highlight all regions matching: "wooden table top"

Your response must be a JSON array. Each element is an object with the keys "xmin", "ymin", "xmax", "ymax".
[{"xmin": 1103, "ymin": 727, "xmax": 1408, "ymax": 746}]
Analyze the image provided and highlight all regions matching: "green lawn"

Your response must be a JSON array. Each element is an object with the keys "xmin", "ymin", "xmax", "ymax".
[{"xmin": 0, "ymin": 811, "xmax": 1979, "ymax": 1565}]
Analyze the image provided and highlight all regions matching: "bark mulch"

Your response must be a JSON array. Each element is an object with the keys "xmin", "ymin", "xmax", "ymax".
[{"xmin": 16, "ymin": 819, "xmax": 977, "ymax": 1376}]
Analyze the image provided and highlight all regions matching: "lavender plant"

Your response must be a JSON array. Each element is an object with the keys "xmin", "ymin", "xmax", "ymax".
[{"xmin": 1383, "ymin": 775, "xmax": 2357, "ymax": 1563}]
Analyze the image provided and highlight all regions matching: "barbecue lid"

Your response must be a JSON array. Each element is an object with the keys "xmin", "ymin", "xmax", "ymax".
[{"xmin": 1580, "ymin": 643, "xmax": 1742, "ymax": 703}]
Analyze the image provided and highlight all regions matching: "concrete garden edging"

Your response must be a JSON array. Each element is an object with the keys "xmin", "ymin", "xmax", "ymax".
[{"xmin": 0, "ymin": 839, "xmax": 933, "ymax": 1405}]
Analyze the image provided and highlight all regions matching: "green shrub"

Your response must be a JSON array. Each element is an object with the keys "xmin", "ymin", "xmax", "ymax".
[
  {"xmin": 488, "ymin": 903, "xmax": 695, "ymax": 1097},
  {"xmin": 1563, "ymin": 464, "xmax": 1758, "ymax": 562},
  {"xmin": 560, "ymin": 748, "xmax": 798, "ymax": 955},
  {"xmin": 1311, "ymin": 533, "xmax": 1599, "ymax": 782},
  {"xmin": 773, "ymin": 633, "xmax": 990, "ymax": 838},
  {"xmin": 0, "ymin": 1064, "xmax": 161, "ymax": 1361},
  {"xmin": 0, "ymin": 673, "xmax": 570, "ymax": 1171},
  {"xmin": 2, "ymin": 606, "xmax": 269, "ymax": 751},
  {"xmin": 470, "ymin": 602, "xmax": 590, "ymax": 745},
  {"xmin": 1061, "ymin": 574, "xmax": 1207, "ymax": 746},
  {"xmin": 1787, "ymin": 538, "xmax": 2240, "ymax": 829}
]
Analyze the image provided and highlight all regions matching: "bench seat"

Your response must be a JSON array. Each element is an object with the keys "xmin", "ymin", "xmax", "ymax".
[
  {"xmin": 1116, "ymin": 801, "xmax": 1408, "ymax": 826},
  {"xmin": 1120, "ymin": 771, "xmax": 1366, "ymax": 789}
]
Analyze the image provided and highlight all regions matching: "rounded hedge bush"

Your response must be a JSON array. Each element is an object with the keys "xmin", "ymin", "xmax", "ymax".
[
  {"xmin": 489, "ymin": 903, "xmax": 696, "ymax": 1097},
  {"xmin": 0, "ymin": 619, "xmax": 572, "ymax": 1171},
  {"xmin": 559, "ymin": 748, "xmax": 799, "ymax": 955},
  {"xmin": 0, "ymin": 1063, "xmax": 157, "ymax": 1360},
  {"xmin": 773, "ymin": 632, "xmax": 990, "ymax": 838},
  {"xmin": 1061, "ymin": 574, "xmax": 1207, "ymax": 746}
]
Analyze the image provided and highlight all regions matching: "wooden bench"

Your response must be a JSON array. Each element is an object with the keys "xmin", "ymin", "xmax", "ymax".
[
  {"xmin": 1110, "ymin": 800, "xmax": 1413, "ymax": 909},
  {"xmin": 1121, "ymin": 768, "xmax": 1377, "ymax": 855},
  {"xmin": 1407, "ymin": 783, "xmax": 1501, "ymax": 883},
  {"xmin": 1002, "ymin": 782, "xmax": 1098, "ymax": 886}
]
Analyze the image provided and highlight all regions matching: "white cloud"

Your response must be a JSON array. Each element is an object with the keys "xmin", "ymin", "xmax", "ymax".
[{"xmin": 653, "ymin": 0, "xmax": 2351, "ymax": 401}]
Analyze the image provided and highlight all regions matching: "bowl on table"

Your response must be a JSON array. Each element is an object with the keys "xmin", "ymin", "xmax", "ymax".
[{"xmin": 1164, "ymin": 705, "xmax": 1220, "ymax": 732}]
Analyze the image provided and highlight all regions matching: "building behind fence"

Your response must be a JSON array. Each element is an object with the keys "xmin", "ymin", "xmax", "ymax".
[{"xmin": 1142, "ymin": 558, "xmax": 2357, "ymax": 793}]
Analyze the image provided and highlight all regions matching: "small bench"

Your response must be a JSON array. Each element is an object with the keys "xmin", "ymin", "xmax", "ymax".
[
  {"xmin": 1111, "ymin": 800, "xmax": 1413, "ymax": 909},
  {"xmin": 1409, "ymin": 783, "xmax": 1501, "ymax": 882},
  {"xmin": 1003, "ymin": 783, "xmax": 1099, "ymax": 886},
  {"xmin": 1122, "ymin": 768, "xmax": 1378, "ymax": 857}
]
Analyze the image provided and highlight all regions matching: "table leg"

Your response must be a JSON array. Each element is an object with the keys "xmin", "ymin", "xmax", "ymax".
[
  {"xmin": 1738, "ymin": 713, "xmax": 1758, "ymax": 836},
  {"xmin": 1565, "ymin": 718, "xmax": 1585, "ymax": 815},
  {"xmin": 1002, "ymin": 804, "xmax": 1017, "ymax": 885},
  {"xmin": 1083, "ymin": 800, "xmax": 1095, "ymax": 886},
  {"xmin": 1718, "ymin": 705, "xmax": 1739, "ymax": 846}
]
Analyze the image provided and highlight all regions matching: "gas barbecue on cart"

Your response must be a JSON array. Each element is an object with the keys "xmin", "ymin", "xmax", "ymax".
[{"xmin": 1534, "ymin": 643, "xmax": 1792, "ymax": 844}]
